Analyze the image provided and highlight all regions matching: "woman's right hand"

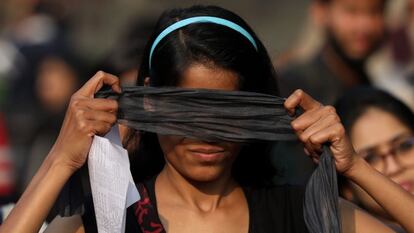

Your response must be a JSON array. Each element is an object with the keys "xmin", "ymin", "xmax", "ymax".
[{"xmin": 49, "ymin": 71, "xmax": 121, "ymax": 173}]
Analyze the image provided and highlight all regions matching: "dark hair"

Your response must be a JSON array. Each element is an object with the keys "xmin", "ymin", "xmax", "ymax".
[
  {"xmin": 130, "ymin": 5, "xmax": 279, "ymax": 186},
  {"xmin": 335, "ymin": 87, "xmax": 414, "ymax": 134}
]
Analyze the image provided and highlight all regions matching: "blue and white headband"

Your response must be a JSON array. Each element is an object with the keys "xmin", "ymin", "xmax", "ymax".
[{"xmin": 149, "ymin": 16, "xmax": 258, "ymax": 70}]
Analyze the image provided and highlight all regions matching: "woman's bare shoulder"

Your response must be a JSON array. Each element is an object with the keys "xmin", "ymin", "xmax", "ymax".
[{"xmin": 339, "ymin": 198, "xmax": 396, "ymax": 233}]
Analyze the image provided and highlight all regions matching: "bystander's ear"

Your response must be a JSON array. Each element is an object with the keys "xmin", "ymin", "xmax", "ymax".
[{"xmin": 310, "ymin": 0, "xmax": 329, "ymax": 28}]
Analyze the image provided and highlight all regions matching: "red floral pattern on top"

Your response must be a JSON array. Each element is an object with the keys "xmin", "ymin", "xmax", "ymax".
[{"xmin": 133, "ymin": 183, "xmax": 166, "ymax": 233}]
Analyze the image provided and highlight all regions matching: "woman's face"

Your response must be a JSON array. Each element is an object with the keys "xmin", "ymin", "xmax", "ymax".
[
  {"xmin": 349, "ymin": 107, "xmax": 414, "ymax": 215},
  {"xmin": 156, "ymin": 64, "xmax": 242, "ymax": 182}
]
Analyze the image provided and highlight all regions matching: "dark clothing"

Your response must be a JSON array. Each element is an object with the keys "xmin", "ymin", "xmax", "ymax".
[
  {"xmin": 274, "ymin": 44, "xmax": 372, "ymax": 189},
  {"xmin": 123, "ymin": 177, "xmax": 309, "ymax": 233},
  {"xmin": 279, "ymin": 52, "xmax": 344, "ymax": 105},
  {"xmin": 278, "ymin": 45, "xmax": 371, "ymax": 105}
]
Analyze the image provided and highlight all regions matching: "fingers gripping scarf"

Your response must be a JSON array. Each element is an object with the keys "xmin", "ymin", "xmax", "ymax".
[{"xmin": 95, "ymin": 86, "xmax": 342, "ymax": 233}]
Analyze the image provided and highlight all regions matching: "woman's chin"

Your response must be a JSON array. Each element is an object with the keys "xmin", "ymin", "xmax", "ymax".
[{"xmin": 183, "ymin": 166, "xmax": 229, "ymax": 183}]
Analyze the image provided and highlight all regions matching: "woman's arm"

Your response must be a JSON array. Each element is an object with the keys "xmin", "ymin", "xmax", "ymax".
[
  {"xmin": 44, "ymin": 215, "xmax": 85, "ymax": 233},
  {"xmin": 0, "ymin": 153, "xmax": 74, "ymax": 233},
  {"xmin": 345, "ymin": 157, "xmax": 414, "ymax": 232},
  {"xmin": 285, "ymin": 89, "xmax": 414, "ymax": 233},
  {"xmin": 0, "ymin": 71, "xmax": 121, "ymax": 233}
]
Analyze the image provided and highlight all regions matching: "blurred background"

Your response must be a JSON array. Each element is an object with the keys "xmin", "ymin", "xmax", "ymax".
[
  {"xmin": 0, "ymin": 0, "xmax": 413, "ymax": 213},
  {"xmin": 0, "ymin": 0, "xmax": 312, "ymax": 204}
]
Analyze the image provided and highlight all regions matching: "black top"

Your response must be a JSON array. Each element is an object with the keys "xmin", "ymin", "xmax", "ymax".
[
  {"xmin": 123, "ymin": 177, "xmax": 309, "ymax": 233},
  {"xmin": 278, "ymin": 52, "xmax": 344, "ymax": 105},
  {"xmin": 278, "ymin": 45, "xmax": 371, "ymax": 105}
]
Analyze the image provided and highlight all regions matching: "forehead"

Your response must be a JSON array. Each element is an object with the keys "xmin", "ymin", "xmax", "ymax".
[
  {"xmin": 177, "ymin": 64, "xmax": 239, "ymax": 91},
  {"xmin": 331, "ymin": 0, "xmax": 384, "ymax": 8},
  {"xmin": 350, "ymin": 108, "xmax": 412, "ymax": 151}
]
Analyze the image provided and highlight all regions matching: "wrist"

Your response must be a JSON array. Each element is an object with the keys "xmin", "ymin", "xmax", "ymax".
[
  {"xmin": 342, "ymin": 155, "xmax": 370, "ymax": 181},
  {"xmin": 46, "ymin": 145, "xmax": 79, "ymax": 176},
  {"xmin": 48, "ymin": 159, "xmax": 76, "ymax": 181}
]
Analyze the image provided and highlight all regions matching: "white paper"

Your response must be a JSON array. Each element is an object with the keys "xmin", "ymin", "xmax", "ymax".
[{"xmin": 88, "ymin": 131, "xmax": 140, "ymax": 233}]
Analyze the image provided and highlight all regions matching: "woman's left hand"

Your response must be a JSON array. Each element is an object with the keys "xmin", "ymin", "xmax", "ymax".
[{"xmin": 284, "ymin": 89, "xmax": 358, "ymax": 175}]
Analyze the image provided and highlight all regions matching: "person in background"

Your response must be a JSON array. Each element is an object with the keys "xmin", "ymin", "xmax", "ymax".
[
  {"xmin": 2, "ymin": 5, "xmax": 414, "ymax": 233},
  {"xmin": 13, "ymin": 53, "xmax": 82, "ymax": 225},
  {"xmin": 367, "ymin": 0, "xmax": 414, "ymax": 110},
  {"xmin": 278, "ymin": 0, "xmax": 386, "ymax": 105},
  {"xmin": 23, "ymin": 54, "xmax": 81, "ymax": 190},
  {"xmin": 336, "ymin": 87, "xmax": 414, "ymax": 233},
  {"xmin": 270, "ymin": 0, "xmax": 387, "ymax": 188},
  {"xmin": 0, "ymin": 0, "xmax": 77, "ymax": 201}
]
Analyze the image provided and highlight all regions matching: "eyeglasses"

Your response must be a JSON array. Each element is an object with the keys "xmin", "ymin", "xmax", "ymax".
[{"xmin": 357, "ymin": 136, "xmax": 414, "ymax": 172}]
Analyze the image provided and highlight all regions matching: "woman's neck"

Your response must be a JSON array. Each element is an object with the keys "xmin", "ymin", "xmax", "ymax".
[{"xmin": 156, "ymin": 163, "xmax": 239, "ymax": 213}]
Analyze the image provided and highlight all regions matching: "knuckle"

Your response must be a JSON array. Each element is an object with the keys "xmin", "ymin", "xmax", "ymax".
[
  {"xmin": 291, "ymin": 121, "xmax": 300, "ymax": 130},
  {"xmin": 70, "ymin": 95, "xmax": 77, "ymax": 102},
  {"xmin": 295, "ymin": 89, "xmax": 304, "ymax": 97},
  {"xmin": 324, "ymin": 105, "xmax": 336, "ymax": 114},
  {"xmin": 95, "ymin": 70, "xmax": 106, "ymax": 79},
  {"xmin": 309, "ymin": 135, "xmax": 318, "ymax": 144},
  {"xmin": 326, "ymin": 113, "xmax": 340, "ymax": 122},
  {"xmin": 332, "ymin": 114, "xmax": 340, "ymax": 122},
  {"xmin": 77, "ymin": 121, "xmax": 87, "ymax": 131},
  {"xmin": 75, "ymin": 109, "xmax": 86, "ymax": 118},
  {"xmin": 298, "ymin": 133, "xmax": 308, "ymax": 142},
  {"xmin": 336, "ymin": 124, "xmax": 346, "ymax": 136},
  {"xmin": 70, "ymin": 98, "xmax": 80, "ymax": 108}
]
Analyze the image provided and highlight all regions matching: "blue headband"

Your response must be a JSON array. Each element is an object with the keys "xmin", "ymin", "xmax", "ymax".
[{"xmin": 149, "ymin": 16, "xmax": 258, "ymax": 70}]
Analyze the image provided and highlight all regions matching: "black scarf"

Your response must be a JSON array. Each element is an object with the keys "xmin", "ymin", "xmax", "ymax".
[{"xmin": 95, "ymin": 86, "xmax": 341, "ymax": 233}]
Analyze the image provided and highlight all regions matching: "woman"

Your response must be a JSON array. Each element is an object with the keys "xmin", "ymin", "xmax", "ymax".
[
  {"xmin": 2, "ymin": 5, "xmax": 414, "ymax": 233},
  {"xmin": 336, "ymin": 87, "xmax": 414, "ymax": 232}
]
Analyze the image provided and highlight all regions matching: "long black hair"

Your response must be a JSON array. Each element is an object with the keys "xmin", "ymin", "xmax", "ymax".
[{"xmin": 130, "ymin": 5, "xmax": 279, "ymax": 186}]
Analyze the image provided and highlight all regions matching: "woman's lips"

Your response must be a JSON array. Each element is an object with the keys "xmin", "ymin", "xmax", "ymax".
[
  {"xmin": 188, "ymin": 146, "xmax": 225, "ymax": 161},
  {"xmin": 399, "ymin": 181, "xmax": 413, "ymax": 192}
]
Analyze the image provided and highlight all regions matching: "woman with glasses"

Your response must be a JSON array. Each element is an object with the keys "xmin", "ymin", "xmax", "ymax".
[
  {"xmin": 336, "ymin": 87, "xmax": 414, "ymax": 231},
  {"xmin": 2, "ymin": 6, "xmax": 414, "ymax": 233}
]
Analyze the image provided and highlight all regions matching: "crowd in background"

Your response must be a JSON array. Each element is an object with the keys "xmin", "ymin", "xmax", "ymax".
[{"xmin": 0, "ymin": 0, "xmax": 413, "ymax": 232}]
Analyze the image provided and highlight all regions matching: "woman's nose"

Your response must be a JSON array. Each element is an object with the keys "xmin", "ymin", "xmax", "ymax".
[{"xmin": 383, "ymin": 154, "xmax": 403, "ymax": 176}]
